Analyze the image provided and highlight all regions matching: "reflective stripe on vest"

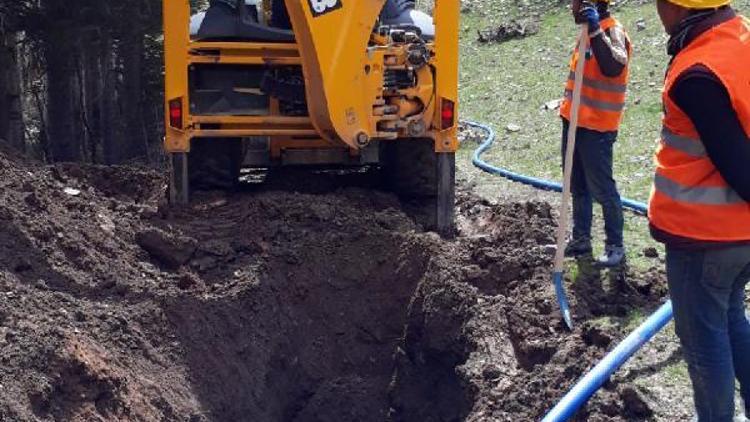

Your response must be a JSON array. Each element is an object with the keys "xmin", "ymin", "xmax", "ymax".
[
  {"xmin": 648, "ymin": 16, "xmax": 750, "ymax": 242},
  {"xmin": 661, "ymin": 127, "xmax": 707, "ymax": 157},
  {"xmin": 559, "ymin": 17, "xmax": 631, "ymax": 132},
  {"xmin": 564, "ymin": 90, "xmax": 625, "ymax": 112},
  {"xmin": 654, "ymin": 173, "xmax": 744, "ymax": 205},
  {"xmin": 567, "ymin": 71, "xmax": 627, "ymax": 93}
]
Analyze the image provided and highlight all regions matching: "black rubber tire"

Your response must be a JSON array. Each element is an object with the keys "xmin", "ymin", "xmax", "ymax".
[
  {"xmin": 382, "ymin": 138, "xmax": 455, "ymax": 236},
  {"xmin": 383, "ymin": 138, "xmax": 437, "ymax": 197},
  {"xmin": 188, "ymin": 138, "xmax": 243, "ymax": 192}
]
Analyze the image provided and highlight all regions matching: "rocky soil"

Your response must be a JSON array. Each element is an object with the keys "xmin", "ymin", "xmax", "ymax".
[{"xmin": 0, "ymin": 141, "xmax": 668, "ymax": 421}]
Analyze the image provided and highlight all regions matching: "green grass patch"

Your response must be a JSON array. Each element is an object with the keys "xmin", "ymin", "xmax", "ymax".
[
  {"xmin": 662, "ymin": 360, "xmax": 691, "ymax": 386},
  {"xmin": 588, "ymin": 315, "xmax": 619, "ymax": 331},
  {"xmin": 457, "ymin": 1, "xmax": 750, "ymax": 270},
  {"xmin": 587, "ymin": 307, "xmax": 646, "ymax": 334},
  {"xmin": 623, "ymin": 307, "xmax": 647, "ymax": 332}
]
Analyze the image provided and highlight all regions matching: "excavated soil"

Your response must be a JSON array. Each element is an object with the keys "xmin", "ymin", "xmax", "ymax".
[{"xmin": 0, "ymin": 142, "xmax": 667, "ymax": 422}]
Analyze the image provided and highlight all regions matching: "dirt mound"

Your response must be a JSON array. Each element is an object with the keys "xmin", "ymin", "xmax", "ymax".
[
  {"xmin": 391, "ymin": 195, "xmax": 666, "ymax": 421},
  {"xmin": 477, "ymin": 19, "xmax": 541, "ymax": 43},
  {"xmin": 0, "ymin": 148, "xmax": 666, "ymax": 421}
]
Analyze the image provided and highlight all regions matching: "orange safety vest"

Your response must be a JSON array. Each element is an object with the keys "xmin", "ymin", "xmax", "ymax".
[
  {"xmin": 560, "ymin": 17, "xmax": 631, "ymax": 132},
  {"xmin": 648, "ymin": 16, "xmax": 750, "ymax": 242}
]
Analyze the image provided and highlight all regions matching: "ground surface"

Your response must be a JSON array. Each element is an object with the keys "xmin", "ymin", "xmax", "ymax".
[
  {"xmin": 1, "ymin": 139, "xmax": 675, "ymax": 421},
  {"xmin": 3, "ymin": 1, "xmax": 750, "ymax": 421}
]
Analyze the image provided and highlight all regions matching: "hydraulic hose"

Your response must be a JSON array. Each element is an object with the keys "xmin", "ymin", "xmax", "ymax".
[{"xmin": 463, "ymin": 119, "xmax": 675, "ymax": 421}]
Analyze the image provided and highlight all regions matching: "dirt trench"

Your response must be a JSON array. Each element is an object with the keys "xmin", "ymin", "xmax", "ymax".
[
  {"xmin": 157, "ymin": 189, "xmax": 437, "ymax": 421},
  {"xmin": 0, "ymin": 143, "xmax": 667, "ymax": 422}
]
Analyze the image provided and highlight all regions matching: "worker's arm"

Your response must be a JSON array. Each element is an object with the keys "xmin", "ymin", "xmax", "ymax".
[
  {"xmin": 579, "ymin": 4, "xmax": 628, "ymax": 78},
  {"xmin": 671, "ymin": 69, "xmax": 750, "ymax": 202},
  {"xmin": 589, "ymin": 26, "xmax": 628, "ymax": 78}
]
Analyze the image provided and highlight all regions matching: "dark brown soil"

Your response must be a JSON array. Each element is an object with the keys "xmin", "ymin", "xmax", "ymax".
[{"xmin": 0, "ymin": 144, "xmax": 667, "ymax": 422}]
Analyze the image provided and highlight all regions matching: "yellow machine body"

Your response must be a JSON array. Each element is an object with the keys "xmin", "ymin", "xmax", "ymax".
[
  {"xmin": 163, "ymin": 0, "xmax": 459, "ymax": 154},
  {"xmin": 163, "ymin": 0, "xmax": 459, "ymax": 235}
]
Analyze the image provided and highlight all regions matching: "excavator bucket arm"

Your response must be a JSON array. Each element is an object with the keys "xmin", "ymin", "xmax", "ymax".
[{"xmin": 283, "ymin": 0, "xmax": 387, "ymax": 148}]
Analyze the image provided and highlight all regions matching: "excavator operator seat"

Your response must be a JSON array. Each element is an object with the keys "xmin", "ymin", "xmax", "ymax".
[
  {"xmin": 379, "ymin": 0, "xmax": 435, "ymax": 39},
  {"xmin": 190, "ymin": 0, "xmax": 434, "ymax": 41},
  {"xmin": 190, "ymin": 0, "xmax": 294, "ymax": 42}
]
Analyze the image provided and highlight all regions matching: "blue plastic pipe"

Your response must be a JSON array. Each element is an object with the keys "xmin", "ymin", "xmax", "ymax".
[
  {"xmin": 463, "ymin": 119, "xmax": 676, "ymax": 421},
  {"xmin": 541, "ymin": 301, "xmax": 674, "ymax": 422}
]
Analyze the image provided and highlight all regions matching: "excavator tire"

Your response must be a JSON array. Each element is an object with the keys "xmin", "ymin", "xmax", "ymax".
[
  {"xmin": 168, "ymin": 138, "xmax": 244, "ymax": 205},
  {"xmin": 188, "ymin": 137, "xmax": 243, "ymax": 192},
  {"xmin": 383, "ymin": 138, "xmax": 456, "ymax": 237}
]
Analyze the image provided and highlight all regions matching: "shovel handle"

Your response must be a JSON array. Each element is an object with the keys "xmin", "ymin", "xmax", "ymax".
[{"xmin": 553, "ymin": 26, "xmax": 590, "ymax": 273}]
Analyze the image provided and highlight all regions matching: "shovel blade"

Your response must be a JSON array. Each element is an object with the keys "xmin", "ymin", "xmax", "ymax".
[{"xmin": 553, "ymin": 271, "xmax": 574, "ymax": 330}]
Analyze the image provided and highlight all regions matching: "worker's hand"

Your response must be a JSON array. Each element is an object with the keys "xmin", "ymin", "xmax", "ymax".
[{"xmin": 578, "ymin": 2, "xmax": 600, "ymax": 34}]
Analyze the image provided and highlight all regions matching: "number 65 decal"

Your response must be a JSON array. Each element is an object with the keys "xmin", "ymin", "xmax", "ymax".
[{"xmin": 308, "ymin": 0, "xmax": 342, "ymax": 17}]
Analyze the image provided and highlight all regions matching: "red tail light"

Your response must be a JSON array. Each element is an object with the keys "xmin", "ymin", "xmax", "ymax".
[
  {"xmin": 441, "ymin": 99, "xmax": 455, "ymax": 130},
  {"xmin": 169, "ymin": 98, "xmax": 183, "ymax": 129}
]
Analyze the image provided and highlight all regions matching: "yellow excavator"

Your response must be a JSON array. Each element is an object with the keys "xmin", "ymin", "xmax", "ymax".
[{"xmin": 163, "ymin": 0, "xmax": 459, "ymax": 235}]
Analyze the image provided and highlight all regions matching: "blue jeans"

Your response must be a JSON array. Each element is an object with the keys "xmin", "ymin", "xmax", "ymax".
[
  {"xmin": 667, "ymin": 245, "xmax": 750, "ymax": 421},
  {"xmin": 561, "ymin": 120, "xmax": 624, "ymax": 247}
]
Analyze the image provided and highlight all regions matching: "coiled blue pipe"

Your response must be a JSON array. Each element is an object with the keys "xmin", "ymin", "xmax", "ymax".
[
  {"xmin": 466, "ymin": 120, "xmax": 646, "ymax": 215},
  {"xmin": 463, "ymin": 120, "xmax": 675, "ymax": 421}
]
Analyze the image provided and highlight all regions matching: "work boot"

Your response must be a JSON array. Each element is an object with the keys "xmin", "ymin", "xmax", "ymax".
[
  {"xmin": 596, "ymin": 245, "xmax": 626, "ymax": 268},
  {"xmin": 740, "ymin": 399, "xmax": 749, "ymax": 422},
  {"xmin": 564, "ymin": 238, "xmax": 592, "ymax": 258}
]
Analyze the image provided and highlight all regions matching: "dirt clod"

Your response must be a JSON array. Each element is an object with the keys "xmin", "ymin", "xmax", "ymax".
[
  {"xmin": 136, "ymin": 228, "xmax": 198, "ymax": 269},
  {"xmin": 583, "ymin": 321, "xmax": 616, "ymax": 349},
  {"xmin": 477, "ymin": 19, "xmax": 541, "ymax": 43},
  {"xmin": 643, "ymin": 247, "xmax": 660, "ymax": 259},
  {"xmin": 620, "ymin": 386, "xmax": 654, "ymax": 418}
]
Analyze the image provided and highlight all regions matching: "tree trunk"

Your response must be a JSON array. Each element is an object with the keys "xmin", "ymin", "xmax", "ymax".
[
  {"xmin": 118, "ymin": 9, "xmax": 148, "ymax": 163},
  {"xmin": 0, "ymin": 32, "xmax": 26, "ymax": 152},
  {"xmin": 0, "ymin": 34, "xmax": 11, "ymax": 140},
  {"xmin": 44, "ymin": 30, "xmax": 83, "ymax": 162},
  {"xmin": 80, "ymin": 35, "xmax": 102, "ymax": 162},
  {"xmin": 100, "ymin": 36, "xmax": 121, "ymax": 165}
]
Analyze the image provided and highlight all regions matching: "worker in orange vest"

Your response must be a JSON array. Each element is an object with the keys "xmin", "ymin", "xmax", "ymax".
[
  {"xmin": 650, "ymin": 0, "xmax": 750, "ymax": 419},
  {"xmin": 561, "ymin": 0, "xmax": 632, "ymax": 267}
]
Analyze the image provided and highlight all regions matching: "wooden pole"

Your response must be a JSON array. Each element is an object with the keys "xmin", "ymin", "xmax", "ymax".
[{"xmin": 552, "ymin": 25, "xmax": 589, "ymax": 330}]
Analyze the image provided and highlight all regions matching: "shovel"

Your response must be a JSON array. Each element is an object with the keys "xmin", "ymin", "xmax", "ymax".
[{"xmin": 552, "ymin": 25, "xmax": 589, "ymax": 331}]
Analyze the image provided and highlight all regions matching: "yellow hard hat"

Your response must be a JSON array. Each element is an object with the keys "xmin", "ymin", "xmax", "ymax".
[{"xmin": 665, "ymin": 0, "xmax": 731, "ymax": 8}]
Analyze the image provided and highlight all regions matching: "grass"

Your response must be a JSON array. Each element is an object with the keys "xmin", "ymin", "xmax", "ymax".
[
  {"xmin": 455, "ymin": 6, "xmax": 750, "ymax": 416},
  {"xmin": 663, "ymin": 359, "xmax": 691, "ymax": 385},
  {"xmin": 457, "ymin": 1, "xmax": 750, "ymax": 270},
  {"xmin": 454, "ymin": 5, "xmax": 750, "ymax": 416},
  {"xmin": 585, "ymin": 307, "xmax": 649, "ymax": 339},
  {"xmin": 624, "ymin": 307, "xmax": 647, "ymax": 331}
]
